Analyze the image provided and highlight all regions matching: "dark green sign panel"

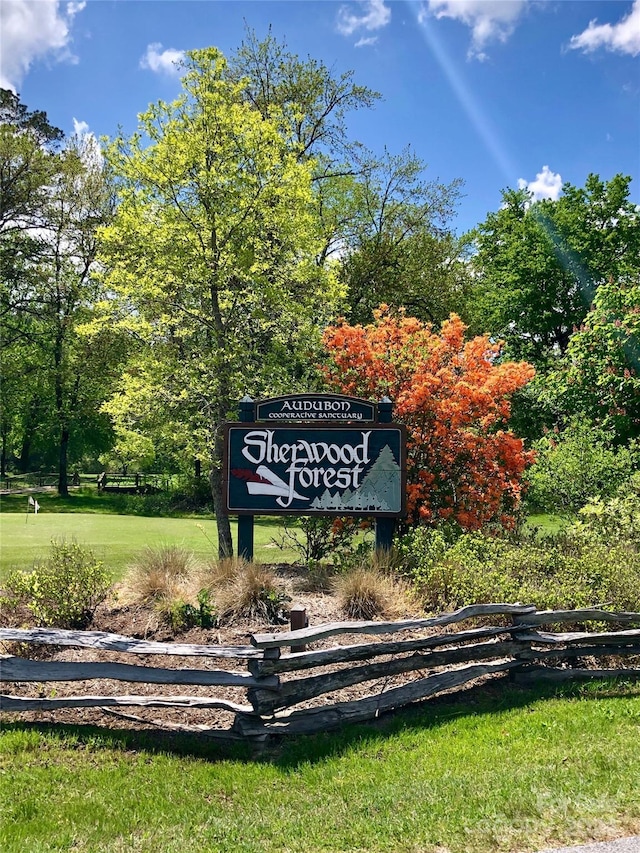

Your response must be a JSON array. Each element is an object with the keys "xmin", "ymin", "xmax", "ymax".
[
  {"xmin": 255, "ymin": 394, "xmax": 376, "ymax": 423},
  {"xmin": 224, "ymin": 424, "xmax": 406, "ymax": 516}
]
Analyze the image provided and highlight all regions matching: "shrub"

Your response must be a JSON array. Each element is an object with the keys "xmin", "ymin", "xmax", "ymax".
[
  {"xmin": 324, "ymin": 308, "xmax": 535, "ymax": 529},
  {"xmin": 525, "ymin": 421, "xmax": 638, "ymax": 513},
  {"xmin": 158, "ymin": 589, "xmax": 216, "ymax": 632},
  {"xmin": 214, "ymin": 562, "xmax": 290, "ymax": 624},
  {"xmin": 399, "ymin": 527, "xmax": 640, "ymax": 615},
  {"xmin": 333, "ymin": 565, "xmax": 412, "ymax": 620},
  {"xmin": 3, "ymin": 540, "xmax": 111, "ymax": 629},
  {"xmin": 125, "ymin": 545, "xmax": 194, "ymax": 603},
  {"xmin": 273, "ymin": 516, "xmax": 366, "ymax": 566},
  {"xmin": 573, "ymin": 472, "xmax": 640, "ymax": 549}
]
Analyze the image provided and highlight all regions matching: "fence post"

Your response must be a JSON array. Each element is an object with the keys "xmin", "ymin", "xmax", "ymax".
[
  {"xmin": 290, "ymin": 605, "xmax": 308, "ymax": 653},
  {"xmin": 237, "ymin": 396, "xmax": 255, "ymax": 561}
]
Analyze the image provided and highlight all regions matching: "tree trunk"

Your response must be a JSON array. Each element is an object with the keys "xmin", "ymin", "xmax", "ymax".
[
  {"xmin": 210, "ymin": 462, "xmax": 233, "ymax": 558},
  {"xmin": 1, "ymin": 423, "xmax": 7, "ymax": 478},
  {"xmin": 58, "ymin": 426, "xmax": 69, "ymax": 497},
  {"xmin": 18, "ymin": 432, "xmax": 32, "ymax": 473}
]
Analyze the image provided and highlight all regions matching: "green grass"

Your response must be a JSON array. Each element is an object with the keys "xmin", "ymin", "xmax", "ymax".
[
  {"xmin": 1, "ymin": 682, "xmax": 639, "ymax": 852},
  {"xmin": 0, "ymin": 512, "xmax": 297, "ymax": 580},
  {"xmin": 524, "ymin": 512, "xmax": 571, "ymax": 535},
  {"xmin": 0, "ymin": 486, "xmax": 195, "ymax": 515}
]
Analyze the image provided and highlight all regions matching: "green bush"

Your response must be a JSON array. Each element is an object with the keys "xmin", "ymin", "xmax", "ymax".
[
  {"xmin": 158, "ymin": 589, "xmax": 216, "ymax": 632},
  {"xmin": 525, "ymin": 420, "xmax": 638, "ymax": 513},
  {"xmin": 399, "ymin": 527, "xmax": 640, "ymax": 614},
  {"xmin": 573, "ymin": 472, "xmax": 640, "ymax": 548},
  {"xmin": 3, "ymin": 540, "xmax": 112, "ymax": 629}
]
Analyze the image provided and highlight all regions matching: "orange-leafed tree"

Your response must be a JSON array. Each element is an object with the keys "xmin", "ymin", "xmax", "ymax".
[{"xmin": 323, "ymin": 307, "xmax": 536, "ymax": 530}]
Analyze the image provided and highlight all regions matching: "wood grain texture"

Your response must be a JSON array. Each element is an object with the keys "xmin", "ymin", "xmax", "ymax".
[
  {"xmin": 0, "ymin": 627, "xmax": 260, "ymax": 658},
  {"xmin": 248, "ymin": 640, "xmax": 525, "ymax": 714},
  {"xmin": 512, "ymin": 609, "xmax": 640, "ymax": 627},
  {"xmin": 250, "ymin": 604, "xmax": 537, "ymax": 648},
  {"xmin": 248, "ymin": 626, "xmax": 511, "ymax": 676},
  {"xmin": 235, "ymin": 659, "xmax": 522, "ymax": 736},
  {"xmin": 0, "ymin": 693, "xmax": 255, "ymax": 713},
  {"xmin": 0, "ymin": 655, "xmax": 278, "ymax": 689}
]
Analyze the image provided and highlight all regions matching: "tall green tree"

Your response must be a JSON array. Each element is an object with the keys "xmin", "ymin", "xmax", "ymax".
[
  {"xmin": 0, "ymin": 90, "xmax": 63, "ymax": 476},
  {"xmin": 548, "ymin": 278, "xmax": 640, "ymax": 442},
  {"xmin": 470, "ymin": 174, "xmax": 640, "ymax": 366},
  {"xmin": 34, "ymin": 133, "xmax": 118, "ymax": 493},
  {"xmin": 337, "ymin": 148, "xmax": 467, "ymax": 325},
  {"xmin": 98, "ymin": 48, "xmax": 345, "ymax": 556}
]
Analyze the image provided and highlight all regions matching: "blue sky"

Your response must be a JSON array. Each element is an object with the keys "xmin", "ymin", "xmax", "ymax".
[{"xmin": 2, "ymin": 0, "xmax": 639, "ymax": 234}]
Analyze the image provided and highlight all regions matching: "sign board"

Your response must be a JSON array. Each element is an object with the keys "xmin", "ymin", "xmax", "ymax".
[
  {"xmin": 224, "ymin": 423, "xmax": 406, "ymax": 516},
  {"xmin": 255, "ymin": 394, "xmax": 376, "ymax": 423}
]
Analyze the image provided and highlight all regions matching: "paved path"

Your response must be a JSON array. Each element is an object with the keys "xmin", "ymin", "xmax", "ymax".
[{"xmin": 538, "ymin": 837, "xmax": 640, "ymax": 853}]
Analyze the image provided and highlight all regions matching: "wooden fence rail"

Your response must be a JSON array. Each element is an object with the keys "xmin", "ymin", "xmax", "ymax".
[{"xmin": 2, "ymin": 604, "xmax": 640, "ymax": 739}]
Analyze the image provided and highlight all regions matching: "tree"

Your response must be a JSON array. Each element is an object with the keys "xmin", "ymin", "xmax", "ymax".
[
  {"xmin": 470, "ymin": 174, "xmax": 640, "ymax": 366},
  {"xmin": 226, "ymin": 28, "xmax": 467, "ymax": 319},
  {"xmin": 29, "ymin": 132, "xmax": 117, "ymax": 492},
  {"xmin": 548, "ymin": 277, "xmax": 640, "ymax": 443},
  {"xmin": 323, "ymin": 307, "xmax": 535, "ymax": 530},
  {"xmin": 98, "ymin": 48, "xmax": 345, "ymax": 556},
  {"xmin": 337, "ymin": 148, "xmax": 468, "ymax": 325},
  {"xmin": 0, "ymin": 88, "xmax": 63, "ymax": 232},
  {"xmin": 226, "ymin": 27, "xmax": 379, "ymax": 165}
]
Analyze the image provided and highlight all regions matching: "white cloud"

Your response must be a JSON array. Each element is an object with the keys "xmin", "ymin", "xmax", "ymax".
[
  {"xmin": 72, "ymin": 117, "xmax": 89, "ymax": 137},
  {"xmin": 420, "ymin": 0, "xmax": 529, "ymax": 60},
  {"xmin": 518, "ymin": 165, "xmax": 563, "ymax": 201},
  {"xmin": 568, "ymin": 0, "xmax": 640, "ymax": 58},
  {"xmin": 336, "ymin": 0, "xmax": 391, "ymax": 37},
  {"xmin": 0, "ymin": 0, "xmax": 86, "ymax": 91},
  {"xmin": 355, "ymin": 36, "xmax": 379, "ymax": 48},
  {"xmin": 139, "ymin": 42, "xmax": 185, "ymax": 76}
]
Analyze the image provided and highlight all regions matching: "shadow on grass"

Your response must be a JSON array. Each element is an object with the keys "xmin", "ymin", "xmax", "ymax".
[{"xmin": 3, "ymin": 676, "xmax": 637, "ymax": 769}]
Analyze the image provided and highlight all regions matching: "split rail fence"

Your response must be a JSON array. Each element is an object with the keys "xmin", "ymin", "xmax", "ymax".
[{"xmin": 2, "ymin": 603, "xmax": 640, "ymax": 739}]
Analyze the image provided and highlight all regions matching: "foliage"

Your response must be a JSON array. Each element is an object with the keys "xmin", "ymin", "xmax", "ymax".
[
  {"xmin": 548, "ymin": 278, "xmax": 640, "ymax": 442},
  {"xmin": 1, "ymin": 94, "xmax": 123, "ymax": 488},
  {"xmin": 470, "ymin": 174, "xmax": 640, "ymax": 366},
  {"xmin": 3, "ymin": 539, "xmax": 111, "ymax": 628},
  {"xmin": 573, "ymin": 472, "xmax": 640, "ymax": 549},
  {"xmin": 323, "ymin": 307, "xmax": 535, "ymax": 530},
  {"xmin": 213, "ymin": 561, "xmax": 290, "ymax": 624},
  {"xmin": 399, "ymin": 527, "xmax": 640, "ymax": 615},
  {"xmin": 333, "ymin": 565, "xmax": 410, "ymax": 620},
  {"xmin": 98, "ymin": 46, "xmax": 347, "ymax": 556},
  {"xmin": 525, "ymin": 420, "xmax": 639, "ymax": 513},
  {"xmin": 159, "ymin": 589, "xmax": 216, "ymax": 632},
  {"xmin": 336, "ymin": 147, "xmax": 467, "ymax": 325},
  {"xmin": 272, "ymin": 515, "xmax": 368, "ymax": 566}
]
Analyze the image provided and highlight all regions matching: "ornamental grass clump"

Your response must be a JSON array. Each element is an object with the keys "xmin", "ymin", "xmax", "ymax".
[
  {"xmin": 213, "ymin": 562, "xmax": 290, "ymax": 624},
  {"xmin": 333, "ymin": 565, "xmax": 412, "ymax": 620},
  {"xmin": 125, "ymin": 544, "xmax": 194, "ymax": 603},
  {"xmin": 3, "ymin": 539, "xmax": 111, "ymax": 629},
  {"xmin": 123, "ymin": 545, "xmax": 216, "ymax": 632}
]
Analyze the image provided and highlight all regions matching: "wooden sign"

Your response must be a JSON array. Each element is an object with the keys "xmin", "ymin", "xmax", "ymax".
[
  {"xmin": 255, "ymin": 394, "xmax": 376, "ymax": 423},
  {"xmin": 224, "ymin": 423, "xmax": 406, "ymax": 517}
]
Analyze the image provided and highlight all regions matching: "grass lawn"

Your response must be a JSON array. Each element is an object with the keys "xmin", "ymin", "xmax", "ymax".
[
  {"xmin": 0, "ymin": 511, "xmax": 298, "ymax": 580},
  {"xmin": 1, "ymin": 682, "xmax": 639, "ymax": 853}
]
